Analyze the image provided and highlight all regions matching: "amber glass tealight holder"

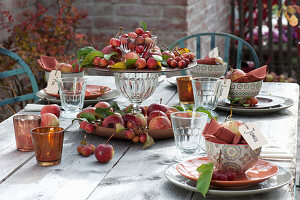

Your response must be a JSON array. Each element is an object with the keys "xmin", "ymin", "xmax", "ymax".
[
  {"xmin": 31, "ymin": 127, "xmax": 64, "ymax": 166},
  {"xmin": 176, "ymin": 76, "xmax": 195, "ymax": 107}
]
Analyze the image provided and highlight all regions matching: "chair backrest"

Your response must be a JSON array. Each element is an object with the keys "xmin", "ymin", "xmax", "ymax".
[
  {"xmin": 169, "ymin": 32, "xmax": 259, "ymax": 69},
  {"xmin": 0, "ymin": 48, "xmax": 39, "ymax": 106}
]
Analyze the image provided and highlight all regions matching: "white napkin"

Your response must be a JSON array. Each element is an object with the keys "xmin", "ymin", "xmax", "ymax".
[{"xmin": 23, "ymin": 104, "xmax": 44, "ymax": 112}]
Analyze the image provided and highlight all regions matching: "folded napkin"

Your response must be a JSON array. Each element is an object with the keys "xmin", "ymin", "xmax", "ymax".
[
  {"xmin": 23, "ymin": 104, "xmax": 44, "ymax": 112},
  {"xmin": 233, "ymin": 65, "xmax": 268, "ymax": 83},
  {"xmin": 202, "ymin": 118, "xmax": 245, "ymax": 144},
  {"xmin": 196, "ymin": 58, "xmax": 218, "ymax": 65},
  {"xmin": 38, "ymin": 55, "xmax": 58, "ymax": 72}
]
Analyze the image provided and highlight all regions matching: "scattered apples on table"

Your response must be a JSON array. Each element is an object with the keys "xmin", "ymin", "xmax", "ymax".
[
  {"xmin": 40, "ymin": 104, "xmax": 61, "ymax": 118},
  {"xmin": 40, "ymin": 113, "xmax": 60, "ymax": 127}
]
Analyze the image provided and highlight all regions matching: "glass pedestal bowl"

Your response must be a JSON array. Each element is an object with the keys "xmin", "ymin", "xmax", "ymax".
[{"xmin": 114, "ymin": 72, "xmax": 159, "ymax": 113}]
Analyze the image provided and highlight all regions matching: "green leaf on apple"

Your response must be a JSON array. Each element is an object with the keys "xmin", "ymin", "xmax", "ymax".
[
  {"xmin": 95, "ymin": 107, "xmax": 115, "ymax": 119},
  {"xmin": 76, "ymin": 46, "xmax": 96, "ymax": 60},
  {"xmin": 104, "ymin": 52, "xmax": 118, "ymax": 60},
  {"xmin": 142, "ymin": 131, "xmax": 155, "ymax": 149},
  {"xmin": 111, "ymin": 101, "xmax": 121, "ymax": 111},
  {"xmin": 173, "ymin": 105, "xmax": 184, "ymax": 111},
  {"xmin": 196, "ymin": 162, "xmax": 214, "ymax": 198},
  {"xmin": 80, "ymin": 50, "xmax": 104, "ymax": 69},
  {"xmin": 78, "ymin": 113, "xmax": 96, "ymax": 122},
  {"xmin": 125, "ymin": 59, "xmax": 137, "ymax": 66},
  {"xmin": 161, "ymin": 55, "xmax": 170, "ymax": 60},
  {"xmin": 152, "ymin": 55, "xmax": 163, "ymax": 62},
  {"xmin": 141, "ymin": 21, "xmax": 147, "ymax": 31}
]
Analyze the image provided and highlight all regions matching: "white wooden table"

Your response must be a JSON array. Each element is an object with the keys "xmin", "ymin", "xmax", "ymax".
[{"xmin": 0, "ymin": 76, "xmax": 298, "ymax": 200}]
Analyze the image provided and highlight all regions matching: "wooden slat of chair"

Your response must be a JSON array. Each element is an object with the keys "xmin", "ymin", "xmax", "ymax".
[
  {"xmin": 258, "ymin": 0, "xmax": 263, "ymax": 64},
  {"xmin": 278, "ymin": 0, "xmax": 283, "ymax": 74},
  {"xmin": 267, "ymin": 0, "xmax": 274, "ymax": 72}
]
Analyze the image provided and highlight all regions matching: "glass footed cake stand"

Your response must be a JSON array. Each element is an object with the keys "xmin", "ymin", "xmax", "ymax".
[{"xmin": 91, "ymin": 61, "xmax": 197, "ymax": 113}]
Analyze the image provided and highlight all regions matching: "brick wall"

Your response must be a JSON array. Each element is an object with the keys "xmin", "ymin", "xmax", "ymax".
[{"xmin": 0, "ymin": 0, "xmax": 231, "ymax": 53}]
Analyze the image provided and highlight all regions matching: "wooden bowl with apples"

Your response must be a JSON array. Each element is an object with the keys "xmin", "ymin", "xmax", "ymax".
[{"xmin": 76, "ymin": 102, "xmax": 176, "ymax": 145}]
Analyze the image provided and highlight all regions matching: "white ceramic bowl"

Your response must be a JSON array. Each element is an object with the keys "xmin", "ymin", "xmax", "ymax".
[
  {"xmin": 228, "ymin": 80, "xmax": 262, "ymax": 100},
  {"xmin": 205, "ymin": 139, "xmax": 261, "ymax": 175},
  {"xmin": 190, "ymin": 63, "xmax": 228, "ymax": 78}
]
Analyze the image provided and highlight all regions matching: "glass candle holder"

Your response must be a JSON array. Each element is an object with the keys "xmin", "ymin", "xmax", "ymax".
[
  {"xmin": 13, "ymin": 115, "xmax": 41, "ymax": 151},
  {"xmin": 31, "ymin": 127, "xmax": 64, "ymax": 166},
  {"xmin": 176, "ymin": 76, "xmax": 194, "ymax": 107}
]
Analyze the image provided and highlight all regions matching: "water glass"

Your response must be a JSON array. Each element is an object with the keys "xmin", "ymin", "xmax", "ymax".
[
  {"xmin": 176, "ymin": 76, "xmax": 194, "ymax": 109},
  {"xmin": 192, "ymin": 77, "xmax": 221, "ymax": 111},
  {"xmin": 13, "ymin": 115, "xmax": 41, "ymax": 151},
  {"xmin": 171, "ymin": 111, "xmax": 208, "ymax": 162},
  {"xmin": 56, "ymin": 77, "xmax": 87, "ymax": 118},
  {"xmin": 31, "ymin": 127, "xmax": 64, "ymax": 166}
]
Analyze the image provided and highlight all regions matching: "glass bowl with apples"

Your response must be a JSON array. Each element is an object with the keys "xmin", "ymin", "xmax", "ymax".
[{"xmin": 203, "ymin": 119, "xmax": 261, "ymax": 175}]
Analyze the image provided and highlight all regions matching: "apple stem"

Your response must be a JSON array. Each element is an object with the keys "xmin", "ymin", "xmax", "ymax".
[
  {"xmin": 106, "ymin": 132, "xmax": 114, "ymax": 145},
  {"xmin": 160, "ymin": 98, "xmax": 162, "ymax": 104},
  {"xmin": 161, "ymin": 44, "xmax": 171, "ymax": 51},
  {"xmin": 115, "ymin": 27, "xmax": 123, "ymax": 38},
  {"xmin": 229, "ymin": 106, "xmax": 233, "ymax": 120}
]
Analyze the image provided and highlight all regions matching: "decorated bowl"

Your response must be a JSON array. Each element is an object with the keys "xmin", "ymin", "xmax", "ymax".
[
  {"xmin": 228, "ymin": 80, "xmax": 262, "ymax": 100},
  {"xmin": 190, "ymin": 63, "xmax": 227, "ymax": 78},
  {"xmin": 205, "ymin": 139, "xmax": 261, "ymax": 175}
]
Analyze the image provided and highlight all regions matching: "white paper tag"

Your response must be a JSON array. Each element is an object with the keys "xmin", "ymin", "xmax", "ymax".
[
  {"xmin": 46, "ymin": 70, "xmax": 61, "ymax": 94},
  {"xmin": 218, "ymin": 79, "xmax": 231, "ymax": 101},
  {"xmin": 239, "ymin": 123, "xmax": 268, "ymax": 150},
  {"xmin": 208, "ymin": 47, "xmax": 219, "ymax": 58}
]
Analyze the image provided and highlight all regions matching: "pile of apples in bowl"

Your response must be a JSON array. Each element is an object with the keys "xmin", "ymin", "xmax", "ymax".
[
  {"xmin": 75, "ymin": 101, "xmax": 179, "ymax": 149},
  {"xmin": 72, "ymin": 22, "xmax": 196, "ymax": 71}
]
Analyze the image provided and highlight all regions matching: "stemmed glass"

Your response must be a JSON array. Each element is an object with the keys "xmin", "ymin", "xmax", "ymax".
[{"xmin": 114, "ymin": 72, "xmax": 159, "ymax": 113}]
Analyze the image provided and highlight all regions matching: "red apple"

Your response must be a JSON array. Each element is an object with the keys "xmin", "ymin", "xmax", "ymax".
[
  {"xmin": 124, "ymin": 52, "xmax": 140, "ymax": 60},
  {"xmin": 147, "ymin": 103, "xmax": 169, "ymax": 115},
  {"xmin": 41, "ymin": 104, "xmax": 60, "ymax": 118},
  {"xmin": 56, "ymin": 63, "xmax": 73, "ymax": 73},
  {"xmin": 94, "ymin": 101, "xmax": 111, "ymax": 108},
  {"xmin": 220, "ymin": 120, "xmax": 243, "ymax": 135},
  {"xmin": 162, "ymin": 51, "xmax": 175, "ymax": 59},
  {"xmin": 102, "ymin": 45, "xmax": 122, "ymax": 59},
  {"xmin": 122, "ymin": 113, "xmax": 147, "ymax": 128},
  {"xmin": 41, "ymin": 113, "xmax": 59, "ymax": 127},
  {"xmin": 148, "ymin": 116, "xmax": 171, "ymax": 130},
  {"xmin": 136, "ymin": 58, "xmax": 147, "ymax": 69},
  {"xmin": 147, "ymin": 110, "xmax": 167, "ymax": 124},
  {"xmin": 95, "ymin": 144, "xmax": 114, "ymax": 163},
  {"xmin": 102, "ymin": 115, "xmax": 124, "ymax": 128},
  {"xmin": 229, "ymin": 69, "xmax": 246, "ymax": 82},
  {"xmin": 76, "ymin": 107, "xmax": 96, "ymax": 118},
  {"xmin": 146, "ymin": 58, "xmax": 158, "ymax": 69}
]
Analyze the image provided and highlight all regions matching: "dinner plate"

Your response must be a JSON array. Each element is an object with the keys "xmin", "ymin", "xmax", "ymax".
[
  {"xmin": 45, "ymin": 85, "xmax": 111, "ymax": 100},
  {"xmin": 176, "ymin": 157, "xmax": 279, "ymax": 187},
  {"xmin": 36, "ymin": 89, "xmax": 120, "ymax": 105},
  {"xmin": 217, "ymin": 95, "xmax": 294, "ymax": 115},
  {"xmin": 164, "ymin": 164, "xmax": 292, "ymax": 196}
]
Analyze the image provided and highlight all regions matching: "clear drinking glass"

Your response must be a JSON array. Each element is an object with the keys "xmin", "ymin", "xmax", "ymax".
[
  {"xmin": 114, "ymin": 72, "xmax": 159, "ymax": 113},
  {"xmin": 56, "ymin": 77, "xmax": 87, "ymax": 118},
  {"xmin": 171, "ymin": 111, "xmax": 208, "ymax": 162},
  {"xmin": 31, "ymin": 127, "xmax": 64, "ymax": 166},
  {"xmin": 192, "ymin": 77, "xmax": 221, "ymax": 111}
]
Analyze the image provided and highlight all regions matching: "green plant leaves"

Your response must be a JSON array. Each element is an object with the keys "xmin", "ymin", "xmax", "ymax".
[
  {"xmin": 95, "ymin": 107, "xmax": 114, "ymax": 119},
  {"xmin": 125, "ymin": 59, "xmax": 137, "ymax": 66},
  {"xmin": 78, "ymin": 113, "xmax": 96, "ymax": 122},
  {"xmin": 196, "ymin": 162, "xmax": 214, "ymax": 198},
  {"xmin": 141, "ymin": 21, "xmax": 147, "ymax": 31},
  {"xmin": 77, "ymin": 46, "xmax": 96, "ymax": 60},
  {"xmin": 79, "ymin": 50, "xmax": 103, "ymax": 69},
  {"xmin": 142, "ymin": 132, "xmax": 155, "ymax": 149},
  {"xmin": 104, "ymin": 52, "xmax": 118, "ymax": 60},
  {"xmin": 173, "ymin": 105, "xmax": 184, "ymax": 111}
]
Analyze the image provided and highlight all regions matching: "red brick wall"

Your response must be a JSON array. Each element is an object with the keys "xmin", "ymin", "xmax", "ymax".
[{"xmin": 0, "ymin": 0, "xmax": 231, "ymax": 52}]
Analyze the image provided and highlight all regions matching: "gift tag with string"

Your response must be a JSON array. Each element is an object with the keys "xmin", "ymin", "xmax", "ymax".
[
  {"xmin": 239, "ymin": 123, "xmax": 268, "ymax": 150},
  {"xmin": 46, "ymin": 70, "xmax": 61, "ymax": 94},
  {"xmin": 218, "ymin": 79, "xmax": 231, "ymax": 101}
]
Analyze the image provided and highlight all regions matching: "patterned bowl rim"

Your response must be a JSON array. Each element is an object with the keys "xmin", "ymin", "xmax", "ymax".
[{"xmin": 230, "ymin": 80, "xmax": 263, "ymax": 85}]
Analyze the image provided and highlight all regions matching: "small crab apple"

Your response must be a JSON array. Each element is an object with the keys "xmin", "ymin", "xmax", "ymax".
[
  {"xmin": 178, "ymin": 60, "xmax": 186, "ymax": 68},
  {"xmin": 81, "ymin": 146, "xmax": 93, "ymax": 157},
  {"xmin": 80, "ymin": 121, "xmax": 88, "ymax": 129},
  {"xmin": 135, "ymin": 27, "xmax": 144, "ymax": 35},
  {"xmin": 136, "ymin": 46, "xmax": 145, "ymax": 54},
  {"xmin": 136, "ymin": 58, "xmax": 147, "ymax": 69},
  {"xmin": 145, "ymin": 31, "xmax": 152, "ymax": 37},
  {"xmin": 100, "ymin": 58, "xmax": 108, "ymax": 67},
  {"xmin": 183, "ymin": 58, "xmax": 190, "ymax": 65},
  {"xmin": 132, "ymin": 136, "xmax": 139, "ymax": 143},
  {"xmin": 88, "ymin": 144, "xmax": 96, "ymax": 153},
  {"xmin": 139, "ymin": 134, "xmax": 147, "ymax": 143},
  {"xmin": 167, "ymin": 58, "xmax": 173, "ymax": 66},
  {"xmin": 170, "ymin": 60, "xmax": 178, "ymax": 68},
  {"xmin": 93, "ymin": 57, "xmax": 101, "ymax": 66},
  {"xmin": 189, "ymin": 52, "xmax": 196, "ymax": 61},
  {"xmin": 110, "ymin": 38, "xmax": 121, "ymax": 47},
  {"xmin": 128, "ymin": 32, "xmax": 137, "ymax": 39},
  {"xmin": 77, "ymin": 145, "xmax": 83, "ymax": 154},
  {"xmin": 147, "ymin": 58, "xmax": 159, "ymax": 69},
  {"xmin": 85, "ymin": 123, "xmax": 95, "ymax": 133},
  {"xmin": 126, "ymin": 120, "xmax": 136, "ymax": 129},
  {"xmin": 124, "ymin": 129, "xmax": 135, "ymax": 140}
]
